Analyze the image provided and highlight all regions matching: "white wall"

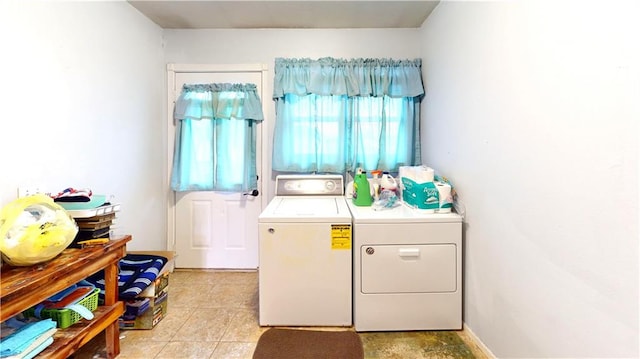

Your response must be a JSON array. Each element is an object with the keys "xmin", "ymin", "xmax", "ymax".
[
  {"xmin": 420, "ymin": 1, "xmax": 639, "ymax": 357},
  {"xmin": 0, "ymin": 1, "xmax": 166, "ymax": 250},
  {"xmin": 163, "ymin": 28, "xmax": 421, "ymax": 200}
]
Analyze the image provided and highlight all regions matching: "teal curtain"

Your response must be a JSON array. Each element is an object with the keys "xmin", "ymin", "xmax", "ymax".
[
  {"xmin": 171, "ymin": 83, "xmax": 264, "ymax": 192},
  {"xmin": 272, "ymin": 57, "xmax": 423, "ymax": 173}
]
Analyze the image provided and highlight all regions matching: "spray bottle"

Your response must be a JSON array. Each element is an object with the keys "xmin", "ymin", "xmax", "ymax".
[{"xmin": 371, "ymin": 170, "xmax": 382, "ymax": 201}]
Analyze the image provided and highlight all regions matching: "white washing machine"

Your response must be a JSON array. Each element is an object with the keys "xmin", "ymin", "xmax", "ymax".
[
  {"xmin": 347, "ymin": 200, "xmax": 463, "ymax": 332},
  {"xmin": 258, "ymin": 175, "xmax": 352, "ymax": 326}
]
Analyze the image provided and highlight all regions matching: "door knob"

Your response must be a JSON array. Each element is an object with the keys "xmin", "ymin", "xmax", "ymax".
[{"xmin": 243, "ymin": 189, "xmax": 259, "ymax": 197}]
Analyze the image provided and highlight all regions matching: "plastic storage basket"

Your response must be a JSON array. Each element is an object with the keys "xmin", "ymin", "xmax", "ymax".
[{"xmin": 24, "ymin": 288, "xmax": 100, "ymax": 328}]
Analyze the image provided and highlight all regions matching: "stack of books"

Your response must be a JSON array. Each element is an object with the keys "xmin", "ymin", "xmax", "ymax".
[
  {"xmin": 73, "ymin": 211, "xmax": 117, "ymax": 246},
  {"xmin": 64, "ymin": 204, "xmax": 120, "ymax": 247},
  {"xmin": 56, "ymin": 204, "xmax": 119, "ymax": 248}
]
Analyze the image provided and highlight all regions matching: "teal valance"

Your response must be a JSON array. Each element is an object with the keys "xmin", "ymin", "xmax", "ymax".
[
  {"xmin": 174, "ymin": 83, "xmax": 264, "ymax": 122},
  {"xmin": 273, "ymin": 57, "xmax": 424, "ymax": 99}
]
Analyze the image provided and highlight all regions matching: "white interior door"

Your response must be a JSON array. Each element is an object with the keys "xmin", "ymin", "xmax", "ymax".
[{"xmin": 169, "ymin": 69, "xmax": 264, "ymax": 269}]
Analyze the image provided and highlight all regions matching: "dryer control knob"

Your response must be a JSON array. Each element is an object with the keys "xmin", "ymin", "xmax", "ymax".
[{"xmin": 325, "ymin": 181, "xmax": 336, "ymax": 192}]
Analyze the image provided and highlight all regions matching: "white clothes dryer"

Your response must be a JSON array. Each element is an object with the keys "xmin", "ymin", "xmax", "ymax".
[
  {"xmin": 258, "ymin": 175, "xmax": 352, "ymax": 326},
  {"xmin": 347, "ymin": 200, "xmax": 463, "ymax": 331}
]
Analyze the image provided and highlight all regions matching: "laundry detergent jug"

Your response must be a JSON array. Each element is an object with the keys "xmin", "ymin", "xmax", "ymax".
[
  {"xmin": 352, "ymin": 171, "xmax": 373, "ymax": 206},
  {"xmin": 380, "ymin": 172, "xmax": 398, "ymax": 195}
]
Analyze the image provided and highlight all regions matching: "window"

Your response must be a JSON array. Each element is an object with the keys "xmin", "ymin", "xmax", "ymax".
[
  {"xmin": 272, "ymin": 58, "xmax": 424, "ymax": 174},
  {"xmin": 171, "ymin": 84, "xmax": 263, "ymax": 192}
]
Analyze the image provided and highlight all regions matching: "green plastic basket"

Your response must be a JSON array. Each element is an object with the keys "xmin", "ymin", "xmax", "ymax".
[{"xmin": 24, "ymin": 288, "xmax": 100, "ymax": 328}]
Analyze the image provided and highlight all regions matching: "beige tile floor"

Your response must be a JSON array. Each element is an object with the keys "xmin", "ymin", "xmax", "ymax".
[{"xmin": 74, "ymin": 270, "xmax": 488, "ymax": 359}]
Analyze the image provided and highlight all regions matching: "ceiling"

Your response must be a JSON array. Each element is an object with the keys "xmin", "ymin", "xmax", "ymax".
[{"xmin": 127, "ymin": 1, "xmax": 440, "ymax": 29}]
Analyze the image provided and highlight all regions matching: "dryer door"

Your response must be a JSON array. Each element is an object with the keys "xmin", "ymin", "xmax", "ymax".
[{"xmin": 360, "ymin": 244, "xmax": 457, "ymax": 294}]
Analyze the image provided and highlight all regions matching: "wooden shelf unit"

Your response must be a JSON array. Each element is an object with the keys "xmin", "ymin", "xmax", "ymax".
[{"xmin": 1, "ymin": 235, "xmax": 132, "ymax": 358}]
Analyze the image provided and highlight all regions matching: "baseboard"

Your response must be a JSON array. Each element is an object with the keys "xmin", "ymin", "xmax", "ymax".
[{"xmin": 460, "ymin": 323, "xmax": 496, "ymax": 359}]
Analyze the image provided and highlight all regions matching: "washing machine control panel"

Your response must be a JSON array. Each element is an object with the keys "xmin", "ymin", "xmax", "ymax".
[{"xmin": 275, "ymin": 175, "xmax": 344, "ymax": 196}]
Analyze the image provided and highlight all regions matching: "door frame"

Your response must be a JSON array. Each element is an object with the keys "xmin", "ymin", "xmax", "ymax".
[{"xmin": 165, "ymin": 63, "xmax": 269, "ymax": 252}]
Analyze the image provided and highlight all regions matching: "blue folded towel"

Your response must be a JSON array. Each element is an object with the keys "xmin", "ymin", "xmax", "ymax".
[
  {"xmin": 16, "ymin": 336, "xmax": 53, "ymax": 359},
  {"xmin": 118, "ymin": 255, "xmax": 167, "ymax": 299},
  {"xmin": 0, "ymin": 319, "xmax": 56, "ymax": 358},
  {"xmin": 86, "ymin": 254, "xmax": 167, "ymax": 301},
  {"xmin": 2, "ymin": 329, "xmax": 55, "ymax": 359},
  {"xmin": 20, "ymin": 336, "xmax": 54, "ymax": 359}
]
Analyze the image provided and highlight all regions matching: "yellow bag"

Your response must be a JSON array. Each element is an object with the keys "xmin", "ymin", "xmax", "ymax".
[{"xmin": 0, "ymin": 194, "xmax": 78, "ymax": 266}]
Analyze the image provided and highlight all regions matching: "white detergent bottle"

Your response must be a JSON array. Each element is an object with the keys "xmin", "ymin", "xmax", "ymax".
[{"xmin": 380, "ymin": 172, "xmax": 398, "ymax": 195}]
